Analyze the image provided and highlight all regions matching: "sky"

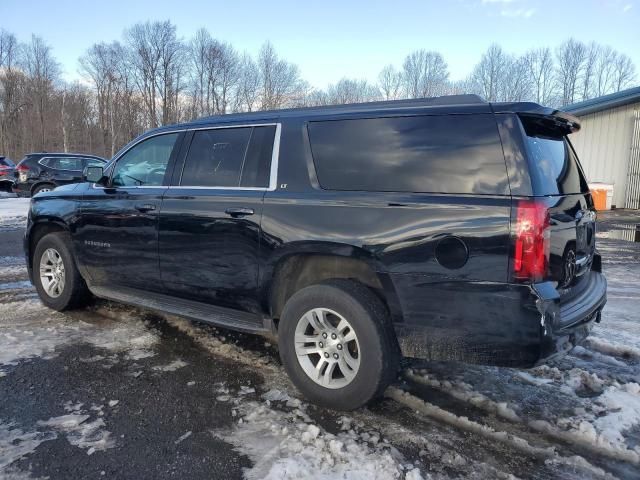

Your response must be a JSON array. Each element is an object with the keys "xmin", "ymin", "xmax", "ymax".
[{"xmin": 1, "ymin": 0, "xmax": 639, "ymax": 89}]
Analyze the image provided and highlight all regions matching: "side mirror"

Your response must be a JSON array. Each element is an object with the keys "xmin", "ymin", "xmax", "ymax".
[{"xmin": 84, "ymin": 166, "xmax": 105, "ymax": 184}]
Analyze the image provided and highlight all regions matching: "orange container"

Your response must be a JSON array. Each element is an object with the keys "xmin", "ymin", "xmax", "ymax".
[{"xmin": 591, "ymin": 188, "xmax": 607, "ymax": 211}]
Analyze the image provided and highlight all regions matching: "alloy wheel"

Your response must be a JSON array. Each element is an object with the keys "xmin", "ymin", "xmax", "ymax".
[
  {"xmin": 294, "ymin": 307, "xmax": 360, "ymax": 389},
  {"xmin": 39, "ymin": 248, "xmax": 65, "ymax": 298}
]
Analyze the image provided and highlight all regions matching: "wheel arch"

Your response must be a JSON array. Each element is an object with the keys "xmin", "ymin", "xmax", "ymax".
[
  {"xmin": 264, "ymin": 244, "xmax": 403, "ymax": 325},
  {"xmin": 30, "ymin": 182, "xmax": 56, "ymax": 196},
  {"xmin": 27, "ymin": 220, "xmax": 71, "ymax": 272}
]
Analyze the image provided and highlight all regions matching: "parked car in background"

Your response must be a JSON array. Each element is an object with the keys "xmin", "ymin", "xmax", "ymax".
[
  {"xmin": 24, "ymin": 95, "xmax": 607, "ymax": 410},
  {"xmin": 12, "ymin": 153, "xmax": 106, "ymax": 197},
  {"xmin": 0, "ymin": 156, "xmax": 15, "ymax": 193}
]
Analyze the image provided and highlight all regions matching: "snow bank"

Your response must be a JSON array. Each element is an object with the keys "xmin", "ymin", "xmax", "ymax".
[
  {"xmin": 164, "ymin": 316, "xmax": 279, "ymax": 374},
  {"xmin": 0, "ymin": 198, "xmax": 30, "ymax": 228},
  {"xmin": 217, "ymin": 391, "xmax": 423, "ymax": 480},
  {"xmin": 406, "ymin": 369, "xmax": 520, "ymax": 423},
  {"xmin": 585, "ymin": 337, "xmax": 640, "ymax": 361},
  {"xmin": 387, "ymin": 387, "xmax": 610, "ymax": 477},
  {"xmin": 387, "ymin": 387, "xmax": 554, "ymax": 460}
]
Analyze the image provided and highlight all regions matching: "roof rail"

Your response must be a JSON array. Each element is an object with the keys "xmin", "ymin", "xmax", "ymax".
[{"xmin": 196, "ymin": 94, "xmax": 487, "ymax": 122}]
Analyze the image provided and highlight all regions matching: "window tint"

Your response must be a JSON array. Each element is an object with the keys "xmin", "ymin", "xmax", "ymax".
[
  {"xmin": 521, "ymin": 119, "xmax": 588, "ymax": 195},
  {"xmin": 308, "ymin": 115, "xmax": 508, "ymax": 194},
  {"xmin": 85, "ymin": 158, "xmax": 105, "ymax": 167},
  {"xmin": 181, "ymin": 126, "xmax": 275, "ymax": 188},
  {"xmin": 44, "ymin": 157, "xmax": 84, "ymax": 171},
  {"xmin": 240, "ymin": 126, "xmax": 276, "ymax": 188},
  {"xmin": 112, "ymin": 133, "xmax": 178, "ymax": 187}
]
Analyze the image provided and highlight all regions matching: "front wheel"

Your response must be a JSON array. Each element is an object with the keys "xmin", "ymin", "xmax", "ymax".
[
  {"xmin": 278, "ymin": 279, "xmax": 399, "ymax": 410},
  {"xmin": 33, "ymin": 232, "xmax": 90, "ymax": 311}
]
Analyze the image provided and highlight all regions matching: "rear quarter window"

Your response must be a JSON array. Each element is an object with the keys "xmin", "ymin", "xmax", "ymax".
[{"xmin": 307, "ymin": 114, "xmax": 509, "ymax": 195}]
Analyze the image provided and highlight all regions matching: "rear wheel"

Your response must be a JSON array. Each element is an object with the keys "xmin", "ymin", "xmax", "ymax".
[
  {"xmin": 32, "ymin": 183, "xmax": 54, "ymax": 195},
  {"xmin": 278, "ymin": 279, "xmax": 399, "ymax": 410},
  {"xmin": 33, "ymin": 232, "xmax": 90, "ymax": 311}
]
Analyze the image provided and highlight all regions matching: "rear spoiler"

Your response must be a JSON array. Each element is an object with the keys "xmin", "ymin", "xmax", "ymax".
[
  {"xmin": 491, "ymin": 102, "xmax": 581, "ymax": 136},
  {"xmin": 518, "ymin": 112, "xmax": 580, "ymax": 137}
]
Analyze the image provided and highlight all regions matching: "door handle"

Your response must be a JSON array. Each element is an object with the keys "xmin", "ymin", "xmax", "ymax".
[
  {"xmin": 135, "ymin": 203, "xmax": 156, "ymax": 212},
  {"xmin": 225, "ymin": 207, "xmax": 254, "ymax": 218}
]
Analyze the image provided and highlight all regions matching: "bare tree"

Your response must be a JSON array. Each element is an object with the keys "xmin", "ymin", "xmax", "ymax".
[
  {"xmin": 612, "ymin": 53, "xmax": 636, "ymax": 92},
  {"xmin": 22, "ymin": 34, "xmax": 60, "ymax": 150},
  {"xmin": 469, "ymin": 44, "xmax": 510, "ymax": 101},
  {"xmin": 325, "ymin": 78, "xmax": 379, "ymax": 105},
  {"xmin": 378, "ymin": 64, "xmax": 402, "ymax": 100},
  {"xmin": 5, "ymin": 24, "xmax": 640, "ymax": 163},
  {"xmin": 402, "ymin": 50, "xmax": 449, "ymax": 98},
  {"xmin": 593, "ymin": 46, "xmax": 617, "ymax": 97},
  {"xmin": 126, "ymin": 20, "xmax": 184, "ymax": 127},
  {"xmin": 555, "ymin": 38, "xmax": 587, "ymax": 106},
  {"xmin": 581, "ymin": 42, "xmax": 599, "ymax": 101},
  {"xmin": 523, "ymin": 47, "xmax": 555, "ymax": 104},
  {"xmin": 257, "ymin": 42, "xmax": 304, "ymax": 110},
  {"xmin": 234, "ymin": 53, "xmax": 260, "ymax": 112},
  {"xmin": 80, "ymin": 42, "xmax": 121, "ymax": 156},
  {"xmin": 0, "ymin": 30, "xmax": 24, "ymax": 155},
  {"xmin": 188, "ymin": 29, "xmax": 240, "ymax": 117},
  {"xmin": 501, "ymin": 56, "xmax": 531, "ymax": 102}
]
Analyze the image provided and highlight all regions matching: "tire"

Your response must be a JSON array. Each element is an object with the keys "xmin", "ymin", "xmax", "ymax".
[
  {"xmin": 278, "ymin": 279, "xmax": 399, "ymax": 410},
  {"xmin": 32, "ymin": 183, "xmax": 55, "ymax": 196},
  {"xmin": 33, "ymin": 232, "xmax": 91, "ymax": 311}
]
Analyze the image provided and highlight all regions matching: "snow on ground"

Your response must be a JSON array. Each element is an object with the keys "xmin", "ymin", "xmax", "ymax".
[
  {"xmin": 0, "ymin": 300, "xmax": 159, "ymax": 373},
  {"xmin": 0, "ymin": 422, "xmax": 56, "ymax": 470},
  {"xmin": 2, "ymin": 213, "xmax": 640, "ymax": 479},
  {"xmin": 218, "ymin": 389, "xmax": 423, "ymax": 480},
  {"xmin": 0, "ymin": 197, "xmax": 30, "ymax": 229}
]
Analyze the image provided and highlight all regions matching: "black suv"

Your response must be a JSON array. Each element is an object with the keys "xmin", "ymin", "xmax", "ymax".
[
  {"xmin": 0, "ymin": 156, "xmax": 15, "ymax": 192},
  {"xmin": 24, "ymin": 95, "xmax": 607, "ymax": 410},
  {"xmin": 13, "ymin": 152, "xmax": 106, "ymax": 197}
]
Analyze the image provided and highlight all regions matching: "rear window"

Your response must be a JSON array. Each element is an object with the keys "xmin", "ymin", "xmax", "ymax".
[
  {"xmin": 520, "ymin": 118, "xmax": 589, "ymax": 195},
  {"xmin": 43, "ymin": 157, "xmax": 84, "ymax": 171},
  {"xmin": 307, "ymin": 114, "xmax": 509, "ymax": 195}
]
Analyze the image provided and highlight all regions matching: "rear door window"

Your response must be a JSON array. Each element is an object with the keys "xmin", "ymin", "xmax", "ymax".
[
  {"xmin": 307, "ymin": 114, "xmax": 509, "ymax": 195},
  {"xmin": 180, "ymin": 125, "xmax": 275, "ymax": 188},
  {"xmin": 45, "ymin": 157, "xmax": 84, "ymax": 171}
]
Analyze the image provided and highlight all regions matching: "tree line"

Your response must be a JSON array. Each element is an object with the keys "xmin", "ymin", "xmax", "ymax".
[{"xmin": 0, "ymin": 21, "xmax": 637, "ymax": 161}]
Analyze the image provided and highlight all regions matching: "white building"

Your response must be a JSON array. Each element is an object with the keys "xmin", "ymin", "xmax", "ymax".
[{"xmin": 564, "ymin": 86, "xmax": 640, "ymax": 209}]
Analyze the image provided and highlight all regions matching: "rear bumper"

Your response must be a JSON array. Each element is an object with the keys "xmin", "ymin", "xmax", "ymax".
[
  {"xmin": 391, "ymin": 271, "xmax": 606, "ymax": 367},
  {"xmin": 12, "ymin": 181, "xmax": 31, "ymax": 194},
  {"xmin": 537, "ymin": 272, "xmax": 607, "ymax": 364}
]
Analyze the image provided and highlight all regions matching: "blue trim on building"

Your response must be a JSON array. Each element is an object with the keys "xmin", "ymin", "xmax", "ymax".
[{"xmin": 564, "ymin": 86, "xmax": 640, "ymax": 116}]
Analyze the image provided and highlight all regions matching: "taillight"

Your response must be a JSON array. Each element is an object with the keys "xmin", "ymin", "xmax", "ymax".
[
  {"xmin": 513, "ymin": 199, "xmax": 550, "ymax": 282},
  {"xmin": 16, "ymin": 164, "xmax": 30, "ymax": 172}
]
